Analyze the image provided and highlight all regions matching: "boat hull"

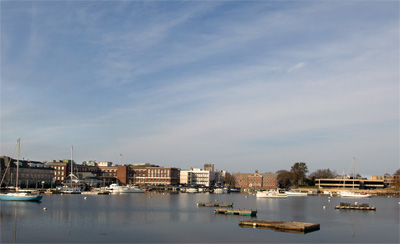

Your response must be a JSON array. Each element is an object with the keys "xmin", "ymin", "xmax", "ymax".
[
  {"xmin": 0, "ymin": 193, "xmax": 43, "ymax": 201},
  {"xmin": 340, "ymin": 192, "xmax": 371, "ymax": 198}
]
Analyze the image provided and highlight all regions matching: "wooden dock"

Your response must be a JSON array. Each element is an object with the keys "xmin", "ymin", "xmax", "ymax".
[
  {"xmin": 334, "ymin": 202, "xmax": 376, "ymax": 210},
  {"xmin": 197, "ymin": 202, "xmax": 233, "ymax": 207},
  {"xmin": 238, "ymin": 220, "xmax": 320, "ymax": 233},
  {"xmin": 214, "ymin": 208, "xmax": 257, "ymax": 217}
]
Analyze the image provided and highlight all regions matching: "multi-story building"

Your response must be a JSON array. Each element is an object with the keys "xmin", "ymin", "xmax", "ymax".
[
  {"xmin": 180, "ymin": 165, "xmax": 216, "ymax": 187},
  {"xmin": 127, "ymin": 165, "xmax": 180, "ymax": 186},
  {"xmin": 232, "ymin": 170, "xmax": 278, "ymax": 189},
  {"xmin": 0, "ymin": 156, "xmax": 54, "ymax": 188},
  {"xmin": 316, "ymin": 178, "xmax": 385, "ymax": 190},
  {"xmin": 371, "ymin": 174, "xmax": 399, "ymax": 187}
]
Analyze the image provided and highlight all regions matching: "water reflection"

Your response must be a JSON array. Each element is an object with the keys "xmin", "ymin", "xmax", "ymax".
[{"xmin": 0, "ymin": 194, "xmax": 398, "ymax": 243}]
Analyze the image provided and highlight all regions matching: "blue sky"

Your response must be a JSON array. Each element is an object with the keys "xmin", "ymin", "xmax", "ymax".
[{"xmin": 1, "ymin": 1, "xmax": 399, "ymax": 177}]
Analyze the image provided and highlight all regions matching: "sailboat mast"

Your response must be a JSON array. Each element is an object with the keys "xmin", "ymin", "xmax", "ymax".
[
  {"xmin": 353, "ymin": 157, "xmax": 355, "ymax": 191},
  {"xmin": 15, "ymin": 139, "xmax": 20, "ymax": 190},
  {"xmin": 71, "ymin": 145, "xmax": 73, "ymax": 188}
]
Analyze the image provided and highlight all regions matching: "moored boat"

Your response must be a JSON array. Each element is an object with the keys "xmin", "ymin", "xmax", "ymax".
[
  {"xmin": 0, "ymin": 139, "xmax": 44, "ymax": 202},
  {"xmin": 256, "ymin": 189, "xmax": 287, "ymax": 198},
  {"xmin": 339, "ymin": 191, "xmax": 371, "ymax": 198},
  {"xmin": 285, "ymin": 189, "xmax": 308, "ymax": 196}
]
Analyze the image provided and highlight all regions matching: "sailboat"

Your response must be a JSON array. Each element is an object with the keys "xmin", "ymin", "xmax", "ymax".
[
  {"xmin": 340, "ymin": 157, "xmax": 371, "ymax": 198},
  {"xmin": 0, "ymin": 139, "xmax": 43, "ymax": 201},
  {"xmin": 61, "ymin": 145, "xmax": 81, "ymax": 194}
]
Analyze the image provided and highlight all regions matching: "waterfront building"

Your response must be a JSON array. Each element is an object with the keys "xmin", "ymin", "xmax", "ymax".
[
  {"xmin": 316, "ymin": 178, "xmax": 385, "ymax": 190},
  {"xmin": 127, "ymin": 165, "xmax": 180, "ymax": 186},
  {"xmin": 231, "ymin": 170, "xmax": 278, "ymax": 189},
  {"xmin": 180, "ymin": 165, "xmax": 216, "ymax": 187},
  {"xmin": 371, "ymin": 174, "xmax": 399, "ymax": 187},
  {"xmin": 98, "ymin": 161, "xmax": 112, "ymax": 167},
  {"xmin": 0, "ymin": 156, "xmax": 54, "ymax": 188}
]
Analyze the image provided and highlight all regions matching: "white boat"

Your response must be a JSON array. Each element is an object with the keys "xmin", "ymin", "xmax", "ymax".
[
  {"xmin": 256, "ymin": 189, "xmax": 287, "ymax": 198},
  {"xmin": 340, "ymin": 158, "xmax": 371, "ymax": 198},
  {"xmin": 285, "ymin": 189, "xmax": 308, "ymax": 196},
  {"xmin": 340, "ymin": 191, "xmax": 371, "ymax": 198},
  {"xmin": 61, "ymin": 186, "xmax": 81, "ymax": 194},
  {"xmin": 0, "ymin": 139, "xmax": 43, "ymax": 201},
  {"xmin": 106, "ymin": 184, "xmax": 144, "ymax": 193},
  {"xmin": 213, "ymin": 188, "xmax": 224, "ymax": 194},
  {"xmin": 120, "ymin": 185, "xmax": 144, "ymax": 193},
  {"xmin": 186, "ymin": 187, "xmax": 198, "ymax": 193}
]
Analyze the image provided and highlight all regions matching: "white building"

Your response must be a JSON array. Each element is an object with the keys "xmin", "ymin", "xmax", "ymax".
[{"xmin": 180, "ymin": 165, "xmax": 216, "ymax": 187}]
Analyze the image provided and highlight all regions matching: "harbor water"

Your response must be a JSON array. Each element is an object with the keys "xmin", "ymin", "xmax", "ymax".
[{"xmin": 1, "ymin": 193, "xmax": 399, "ymax": 243}]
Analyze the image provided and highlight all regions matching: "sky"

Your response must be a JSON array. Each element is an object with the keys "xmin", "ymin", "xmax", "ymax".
[{"xmin": 1, "ymin": 0, "xmax": 399, "ymax": 177}]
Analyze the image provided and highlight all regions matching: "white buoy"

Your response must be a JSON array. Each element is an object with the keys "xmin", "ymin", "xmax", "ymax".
[
  {"xmin": 323, "ymin": 206, "xmax": 326, "ymax": 209},
  {"xmin": 245, "ymin": 196, "xmax": 248, "ymax": 198},
  {"xmin": 84, "ymin": 197, "xmax": 87, "ymax": 200},
  {"xmin": 328, "ymin": 200, "xmax": 330, "ymax": 202},
  {"xmin": 43, "ymin": 207, "xmax": 47, "ymax": 210}
]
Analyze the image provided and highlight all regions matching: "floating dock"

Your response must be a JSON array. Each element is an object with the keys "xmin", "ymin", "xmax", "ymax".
[
  {"xmin": 334, "ymin": 202, "xmax": 376, "ymax": 210},
  {"xmin": 197, "ymin": 202, "xmax": 233, "ymax": 207},
  {"xmin": 214, "ymin": 208, "xmax": 257, "ymax": 216},
  {"xmin": 238, "ymin": 220, "xmax": 320, "ymax": 233}
]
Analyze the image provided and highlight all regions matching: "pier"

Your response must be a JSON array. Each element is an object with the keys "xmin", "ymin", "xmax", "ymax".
[
  {"xmin": 214, "ymin": 208, "xmax": 257, "ymax": 216},
  {"xmin": 334, "ymin": 202, "xmax": 376, "ymax": 210},
  {"xmin": 238, "ymin": 220, "xmax": 320, "ymax": 233},
  {"xmin": 197, "ymin": 202, "xmax": 233, "ymax": 207}
]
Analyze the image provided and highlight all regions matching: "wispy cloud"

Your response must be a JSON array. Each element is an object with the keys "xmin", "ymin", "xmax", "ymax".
[
  {"xmin": 1, "ymin": 1, "xmax": 398, "ymax": 175},
  {"xmin": 287, "ymin": 62, "xmax": 306, "ymax": 73}
]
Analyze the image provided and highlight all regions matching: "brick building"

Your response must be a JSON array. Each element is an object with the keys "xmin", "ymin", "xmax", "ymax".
[
  {"xmin": 0, "ymin": 156, "xmax": 54, "ymax": 188},
  {"xmin": 232, "ymin": 170, "xmax": 278, "ymax": 189}
]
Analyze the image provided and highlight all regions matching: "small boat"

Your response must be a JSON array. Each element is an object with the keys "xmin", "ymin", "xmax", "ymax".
[
  {"xmin": 213, "ymin": 188, "xmax": 224, "ymax": 194},
  {"xmin": 229, "ymin": 188, "xmax": 241, "ymax": 193},
  {"xmin": 186, "ymin": 187, "xmax": 198, "ymax": 193},
  {"xmin": 106, "ymin": 184, "xmax": 144, "ymax": 193},
  {"xmin": 339, "ymin": 191, "xmax": 371, "ymax": 198},
  {"xmin": 285, "ymin": 189, "xmax": 308, "ymax": 196},
  {"xmin": 340, "ymin": 158, "xmax": 371, "ymax": 198},
  {"xmin": 61, "ymin": 186, "xmax": 82, "ymax": 194},
  {"xmin": 256, "ymin": 189, "xmax": 287, "ymax": 198},
  {"xmin": 120, "ymin": 185, "xmax": 144, "ymax": 193},
  {"xmin": 0, "ymin": 192, "xmax": 43, "ymax": 201},
  {"xmin": 0, "ymin": 139, "xmax": 43, "ymax": 202}
]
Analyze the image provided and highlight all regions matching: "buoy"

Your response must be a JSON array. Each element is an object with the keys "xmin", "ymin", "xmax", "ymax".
[
  {"xmin": 245, "ymin": 196, "xmax": 248, "ymax": 198},
  {"xmin": 323, "ymin": 206, "xmax": 326, "ymax": 209},
  {"xmin": 84, "ymin": 197, "xmax": 87, "ymax": 200},
  {"xmin": 43, "ymin": 207, "xmax": 47, "ymax": 210},
  {"xmin": 149, "ymin": 196, "xmax": 151, "ymax": 198},
  {"xmin": 328, "ymin": 200, "xmax": 330, "ymax": 202}
]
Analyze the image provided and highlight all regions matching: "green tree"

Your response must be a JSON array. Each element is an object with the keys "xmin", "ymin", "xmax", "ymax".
[
  {"xmin": 276, "ymin": 170, "xmax": 294, "ymax": 188},
  {"xmin": 309, "ymin": 169, "xmax": 338, "ymax": 179},
  {"xmin": 290, "ymin": 162, "xmax": 308, "ymax": 186}
]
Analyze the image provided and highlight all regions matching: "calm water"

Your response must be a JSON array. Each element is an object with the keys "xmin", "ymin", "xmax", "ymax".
[{"xmin": 1, "ymin": 193, "xmax": 399, "ymax": 243}]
